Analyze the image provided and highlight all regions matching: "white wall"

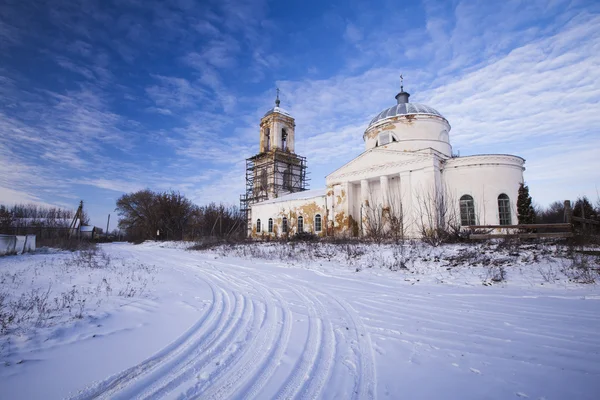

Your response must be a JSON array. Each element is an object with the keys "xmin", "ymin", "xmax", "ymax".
[
  {"xmin": 443, "ymin": 155, "xmax": 525, "ymax": 225},
  {"xmin": 0, "ymin": 234, "xmax": 36, "ymax": 256}
]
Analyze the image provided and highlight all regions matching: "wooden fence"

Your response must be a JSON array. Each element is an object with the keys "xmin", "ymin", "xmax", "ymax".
[{"xmin": 467, "ymin": 220, "xmax": 599, "ymax": 240}]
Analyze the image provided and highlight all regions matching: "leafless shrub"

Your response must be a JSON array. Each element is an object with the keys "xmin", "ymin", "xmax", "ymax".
[
  {"xmin": 563, "ymin": 253, "xmax": 599, "ymax": 284},
  {"xmin": 414, "ymin": 185, "xmax": 462, "ymax": 246},
  {"xmin": 538, "ymin": 265, "xmax": 560, "ymax": 283},
  {"xmin": 362, "ymin": 189, "xmax": 405, "ymax": 243},
  {"xmin": 485, "ymin": 266, "xmax": 507, "ymax": 284}
]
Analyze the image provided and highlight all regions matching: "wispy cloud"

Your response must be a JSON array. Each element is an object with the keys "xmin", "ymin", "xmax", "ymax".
[{"xmin": 1, "ymin": 0, "xmax": 598, "ymax": 228}]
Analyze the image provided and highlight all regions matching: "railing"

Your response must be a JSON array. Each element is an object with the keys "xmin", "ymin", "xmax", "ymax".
[{"xmin": 467, "ymin": 223, "xmax": 573, "ymax": 240}]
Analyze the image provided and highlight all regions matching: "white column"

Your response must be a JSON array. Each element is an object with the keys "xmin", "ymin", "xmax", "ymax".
[
  {"xmin": 380, "ymin": 175, "xmax": 389, "ymax": 208},
  {"xmin": 399, "ymin": 172, "xmax": 412, "ymax": 236},
  {"xmin": 360, "ymin": 179, "xmax": 369, "ymax": 206},
  {"xmin": 360, "ymin": 179, "xmax": 369, "ymax": 237}
]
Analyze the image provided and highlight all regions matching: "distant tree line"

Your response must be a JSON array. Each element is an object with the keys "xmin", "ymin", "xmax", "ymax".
[
  {"xmin": 536, "ymin": 196, "xmax": 599, "ymax": 224},
  {"xmin": 115, "ymin": 190, "xmax": 245, "ymax": 241},
  {"xmin": 1, "ymin": 204, "xmax": 75, "ymax": 220},
  {"xmin": 0, "ymin": 204, "xmax": 89, "ymax": 232}
]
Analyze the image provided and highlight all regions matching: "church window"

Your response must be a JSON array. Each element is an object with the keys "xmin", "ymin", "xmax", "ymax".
[
  {"xmin": 297, "ymin": 216, "xmax": 304, "ymax": 233},
  {"xmin": 282, "ymin": 216, "xmax": 288, "ymax": 233},
  {"xmin": 256, "ymin": 219, "xmax": 261, "ymax": 233},
  {"xmin": 378, "ymin": 132, "xmax": 391, "ymax": 146},
  {"xmin": 315, "ymin": 214, "xmax": 322, "ymax": 232},
  {"xmin": 498, "ymin": 194, "xmax": 511, "ymax": 225},
  {"xmin": 282, "ymin": 128, "xmax": 288, "ymax": 151},
  {"xmin": 265, "ymin": 128, "xmax": 270, "ymax": 151},
  {"xmin": 268, "ymin": 218, "xmax": 273, "ymax": 233},
  {"xmin": 460, "ymin": 195, "xmax": 476, "ymax": 226}
]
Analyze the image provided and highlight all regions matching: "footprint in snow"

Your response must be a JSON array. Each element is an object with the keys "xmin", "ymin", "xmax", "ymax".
[
  {"xmin": 469, "ymin": 368, "xmax": 481, "ymax": 374},
  {"xmin": 451, "ymin": 363, "xmax": 459, "ymax": 367},
  {"xmin": 515, "ymin": 392, "xmax": 528, "ymax": 398}
]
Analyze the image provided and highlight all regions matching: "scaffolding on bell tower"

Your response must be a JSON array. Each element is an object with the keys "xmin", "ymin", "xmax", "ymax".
[{"xmin": 239, "ymin": 150, "xmax": 309, "ymax": 231}]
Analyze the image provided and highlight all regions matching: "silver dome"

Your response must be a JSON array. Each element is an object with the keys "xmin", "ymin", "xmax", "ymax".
[
  {"xmin": 264, "ymin": 106, "xmax": 291, "ymax": 117},
  {"xmin": 368, "ymin": 103, "xmax": 445, "ymax": 128}
]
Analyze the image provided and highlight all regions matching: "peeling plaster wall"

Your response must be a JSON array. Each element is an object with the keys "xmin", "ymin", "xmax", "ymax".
[
  {"xmin": 363, "ymin": 115, "xmax": 451, "ymax": 156},
  {"xmin": 250, "ymin": 195, "xmax": 327, "ymax": 238}
]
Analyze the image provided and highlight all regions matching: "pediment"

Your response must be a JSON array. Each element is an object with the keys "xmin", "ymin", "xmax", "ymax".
[{"xmin": 326, "ymin": 148, "xmax": 436, "ymax": 183}]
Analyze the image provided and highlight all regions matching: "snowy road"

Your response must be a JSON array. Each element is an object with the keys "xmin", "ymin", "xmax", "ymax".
[
  {"xmin": 73, "ymin": 247, "xmax": 377, "ymax": 400},
  {"xmin": 2, "ymin": 243, "xmax": 600, "ymax": 399}
]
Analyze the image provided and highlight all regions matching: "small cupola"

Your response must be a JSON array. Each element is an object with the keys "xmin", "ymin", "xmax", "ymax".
[{"xmin": 395, "ymin": 76, "xmax": 410, "ymax": 104}]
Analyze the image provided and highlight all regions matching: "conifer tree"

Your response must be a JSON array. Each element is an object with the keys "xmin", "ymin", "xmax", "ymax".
[
  {"xmin": 517, "ymin": 183, "xmax": 536, "ymax": 224},
  {"xmin": 572, "ymin": 196, "xmax": 596, "ymax": 220}
]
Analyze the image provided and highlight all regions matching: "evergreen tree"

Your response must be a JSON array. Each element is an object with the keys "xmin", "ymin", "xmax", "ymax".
[
  {"xmin": 517, "ymin": 183, "xmax": 536, "ymax": 224},
  {"xmin": 572, "ymin": 196, "xmax": 597, "ymax": 220}
]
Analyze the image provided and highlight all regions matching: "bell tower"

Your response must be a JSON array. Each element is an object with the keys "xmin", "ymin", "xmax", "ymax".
[{"xmin": 240, "ymin": 90, "xmax": 309, "ymax": 234}]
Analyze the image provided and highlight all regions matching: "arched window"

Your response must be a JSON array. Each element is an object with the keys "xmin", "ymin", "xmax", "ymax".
[
  {"xmin": 315, "ymin": 214, "xmax": 322, "ymax": 232},
  {"xmin": 297, "ymin": 216, "xmax": 304, "ymax": 233},
  {"xmin": 265, "ymin": 128, "xmax": 270, "ymax": 151},
  {"xmin": 282, "ymin": 128, "xmax": 288, "ymax": 151},
  {"xmin": 460, "ymin": 195, "xmax": 476, "ymax": 226},
  {"xmin": 256, "ymin": 219, "xmax": 261, "ymax": 233},
  {"xmin": 282, "ymin": 216, "xmax": 288, "ymax": 234},
  {"xmin": 498, "ymin": 194, "xmax": 511, "ymax": 225},
  {"xmin": 268, "ymin": 218, "xmax": 273, "ymax": 233}
]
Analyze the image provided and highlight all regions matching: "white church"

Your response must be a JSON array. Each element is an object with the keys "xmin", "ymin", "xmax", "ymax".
[{"xmin": 241, "ymin": 82, "xmax": 525, "ymax": 239}]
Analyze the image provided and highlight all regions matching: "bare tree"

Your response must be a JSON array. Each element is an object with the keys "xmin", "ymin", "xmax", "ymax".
[
  {"xmin": 361, "ymin": 188, "xmax": 405, "ymax": 242},
  {"xmin": 414, "ymin": 184, "xmax": 461, "ymax": 246}
]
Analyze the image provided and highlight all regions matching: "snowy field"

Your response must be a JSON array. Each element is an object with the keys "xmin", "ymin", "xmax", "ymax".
[{"xmin": 1, "ymin": 241, "xmax": 599, "ymax": 399}]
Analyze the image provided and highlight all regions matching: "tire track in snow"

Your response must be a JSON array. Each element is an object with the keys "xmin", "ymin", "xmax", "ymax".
[
  {"xmin": 192, "ymin": 272, "xmax": 293, "ymax": 400},
  {"xmin": 71, "ymin": 273, "xmax": 223, "ymax": 400},
  {"xmin": 273, "ymin": 283, "xmax": 336, "ymax": 400},
  {"xmin": 266, "ymin": 272, "xmax": 376, "ymax": 400},
  {"xmin": 173, "ymin": 266, "xmax": 268, "ymax": 398},
  {"xmin": 325, "ymin": 293, "xmax": 376, "ymax": 400},
  {"xmin": 140, "ymin": 285, "xmax": 251, "ymax": 399}
]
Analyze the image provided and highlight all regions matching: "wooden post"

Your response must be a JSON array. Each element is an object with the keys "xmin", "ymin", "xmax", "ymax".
[{"xmin": 564, "ymin": 200, "xmax": 572, "ymax": 224}]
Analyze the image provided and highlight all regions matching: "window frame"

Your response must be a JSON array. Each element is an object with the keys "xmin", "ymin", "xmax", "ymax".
[
  {"xmin": 268, "ymin": 218, "xmax": 273, "ymax": 233},
  {"xmin": 459, "ymin": 195, "xmax": 476, "ymax": 226},
  {"xmin": 315, "ymin": 214, "xmax": 322, "ymax": 232},
  {"xmin": 256, "ymin": 218, "xmax": 261, "ymax": 233},
  {"xmin": 297, "ymin": 215, "xmax": 304, "ymax": 233},
  {"xmin": 378, "ymin": 132, "xmax": 391, "ymax": 146},
  {"xmin": 498, "ymin": 194, "xmax": 511, "ymax": 225},
  {"xmin": 282, "ymin": 216, "xmax": 288, "ymax": 234}
]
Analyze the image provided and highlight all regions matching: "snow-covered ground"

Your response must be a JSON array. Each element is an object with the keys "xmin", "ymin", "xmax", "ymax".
[{"xmin": 1, "ymin": 241, "xmax": 599, "ymax": 399}]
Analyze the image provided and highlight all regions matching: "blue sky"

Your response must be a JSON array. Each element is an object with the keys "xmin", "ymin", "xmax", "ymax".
[{"xmin": 1, "ymin": 0, "xmax": 599, "ymax": 228}]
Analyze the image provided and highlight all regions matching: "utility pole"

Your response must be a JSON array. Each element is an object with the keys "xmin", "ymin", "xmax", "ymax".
[{"xmin": 106, "ymin": 214, "xmax": 110, "ymax": 238}]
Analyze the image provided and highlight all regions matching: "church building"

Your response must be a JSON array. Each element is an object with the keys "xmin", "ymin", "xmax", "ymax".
[{"xmin": 241, "ymin": 82, "xmax": 525, "ymax": 239}]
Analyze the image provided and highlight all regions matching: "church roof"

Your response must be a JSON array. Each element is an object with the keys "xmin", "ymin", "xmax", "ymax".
[
  {"xmin": 368, "ymin": 102, "xmax": 445, "ymax": 128},
  {"xmin": 256, "ymin": 188, "xmax": 325, "ymax": 205},
  {"xmin": 263, "ymin": 106, "xmax": 292, "ymax": 118}
]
